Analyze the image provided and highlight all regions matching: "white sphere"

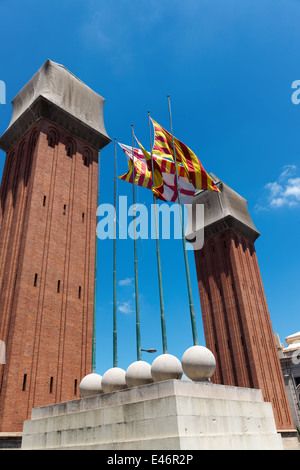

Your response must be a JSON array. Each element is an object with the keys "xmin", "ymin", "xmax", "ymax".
[
  {"xmin": 181, "ymin": 345, "xmax": 216, "ymax": 381},
  {"xmin": 125, "ymin": 361, "xmax": 153, "ymax": 388},
  {"xmin": 151, "ymin": 354, "xmax": 183, "ymax": 382},
  {"xmin": 101, "ymin": 367, "xmax": 127, "ymax": 393},
  {"xmin": 79, "ymin": 373, "xmax": 102, "ymax": 398}
]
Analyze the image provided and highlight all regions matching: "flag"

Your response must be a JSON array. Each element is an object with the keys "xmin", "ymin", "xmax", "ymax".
[
  {"xmin": 151, "ymin": 118, "xmax": 219, "ymax": 193},
  {"xmin": 118, "ymin": 142, "xmax": 196, "ymax": 204},
  {"xmin": 134, "ymin": 137, "xmax": 165, "ymax": 200},
  {"xmin": 118, "ymin": 143, "xmax": 153, "ymax": 191}
]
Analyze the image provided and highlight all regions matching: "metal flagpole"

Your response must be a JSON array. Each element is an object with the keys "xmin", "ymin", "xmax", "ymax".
[
  {"xmin": 148, "ymin": 111, "xmax": 168, "ymax": 354},
  {"xmin": 113, "ymin": 138, "xmax": 118, "ymax": 367},
  {"xmin": 167, "ymin": 95, "xmax": 198, "ymax": 346},
  {"xmin": 132, "ymin": 125, "xmax": 141, "ymax": 361}
]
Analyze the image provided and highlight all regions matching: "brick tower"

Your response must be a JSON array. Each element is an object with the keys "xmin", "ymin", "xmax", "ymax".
[
  {"xmin": 0, "ymin": 60, "xmax": 111, "ymax": 432},
  {"xmin": 193, "ymin": 175, "xmax": 294, "ymax": 432}
]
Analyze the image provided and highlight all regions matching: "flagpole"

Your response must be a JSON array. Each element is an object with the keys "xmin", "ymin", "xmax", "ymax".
[
  {"xmin": 132, "ymin": 125, "xmax": 141, "ymax": 361},
  {"xmin": 167, "ymin": 95, "xmax": 198, "ymax": 346},
  {"xmin": 113, "ymin": 139, "xmax": 118, "ymax": 367},
  {"xmin": 148, "ymin": 111, "xmax": 168, "ymax": 354}
]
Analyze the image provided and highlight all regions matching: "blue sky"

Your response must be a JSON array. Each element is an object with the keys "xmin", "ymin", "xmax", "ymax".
[{"xmin": 0, "ymin": 0, "xmax": 299, "ymax": 376}]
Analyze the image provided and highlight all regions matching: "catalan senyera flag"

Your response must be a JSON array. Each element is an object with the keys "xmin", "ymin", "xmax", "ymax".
[
  {"xmin": 118, "ymin": 142, "xmax": 196, "ymax": 204},
  {"xmin": 151, "ymin": 118, "xmax": 219, "ymax": 193},
  {"xmin": 118, "ymin": 143, "xmax": 153, "ymax": 191},
  {"xmin": 135, "ymin": 138, "xmax": 165, "ymax": 198}
]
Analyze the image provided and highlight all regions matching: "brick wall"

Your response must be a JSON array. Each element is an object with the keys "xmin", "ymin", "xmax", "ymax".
[
  {"xmin": 194, "ymin": 229, "xmax": 294, "ymax": 431},
  {"xmin": 0, "ymin": 120, "xmax": 98, "ymax": 432}
]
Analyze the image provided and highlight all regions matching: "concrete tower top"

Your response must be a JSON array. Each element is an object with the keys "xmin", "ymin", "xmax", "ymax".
[
  {"xmin": 284, "ymin": 332, "xmax": 300, "ymax": 352},
  {"xmin": 0, "ymin": 59, "xmax": 111, "ymax": 151},
  {"xmin": 194, "ymin": 174, "xmax": 260, "ymax": 243}
]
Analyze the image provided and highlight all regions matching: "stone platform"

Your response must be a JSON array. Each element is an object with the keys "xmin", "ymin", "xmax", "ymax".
[{"xmin": 21, "ymin": 380, "xmax": 284, "ymax": 450}]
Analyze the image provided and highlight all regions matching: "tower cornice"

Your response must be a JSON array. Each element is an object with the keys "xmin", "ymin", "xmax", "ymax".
[
  {"xmin": 193, "ymin": 174, "xmax": 260, "ymax": 243},
  {"xmin": 0, "ymin": 59, "xmax": 111, "ymax": 152}
]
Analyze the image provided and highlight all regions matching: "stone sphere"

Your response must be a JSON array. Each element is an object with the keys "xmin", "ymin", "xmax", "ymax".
[
  {"xmin": 181, "ymin": 345, "xmax": 216, "ymax": 381},
  {"xmin": 101, "ymin": 367, "xmax": 127, "ymax": 393},
  {"xmin": 151, "ymin": 353, "xmax": 183, "ymax": 382},
  {"xmin": 79, "ymin": 373, "xmax": 102, "ymax": 398},
  {"xmin": 125, "ymin": 361, "xmax": 153, "ymax": 388}
]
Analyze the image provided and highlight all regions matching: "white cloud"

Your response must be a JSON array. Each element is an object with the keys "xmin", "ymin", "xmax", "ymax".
[
  {"xmin": 119, "ymin": 277, "xmax": 134, "ymax": 287},
  {"xmin": 265, "ymin": 181, "xmax": 282, "ymax": 198},
  {"xmin": 256, "ymin": 165, "xmax": 300, "ymax": 210},
  {"xmin": 117, "ymin": 278, "xmax": 136, "ymax": 313},
  {"xmin": 279, "ymin": 164, "xmax": 297, "ymax": 179},
  {"xmin": 118, "ymin": 300, "xmax": 133, "ymax": 314},
  {"xmin": 285, "ymin": 178, "xmax": 300, "ymax": 200}
]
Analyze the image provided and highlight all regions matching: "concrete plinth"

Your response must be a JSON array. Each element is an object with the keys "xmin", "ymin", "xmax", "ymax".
[{"xmin": 21, "ymin": 380, "xmax": 284, "ymax": 450}]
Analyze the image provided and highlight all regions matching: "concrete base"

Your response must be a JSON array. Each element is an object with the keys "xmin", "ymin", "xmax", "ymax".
[{"xmin": 21, "ymin": 380, "xmax": 284, "ymax": 450}]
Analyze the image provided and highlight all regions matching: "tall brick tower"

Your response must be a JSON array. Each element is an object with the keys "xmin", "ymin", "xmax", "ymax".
[
  {"xmin": 193, "ymin": 174, "xmax": 294, "ymax": 433},
  {"xmin": 0, "ymin": 60, "xmax": 111, "ymax": 432}
]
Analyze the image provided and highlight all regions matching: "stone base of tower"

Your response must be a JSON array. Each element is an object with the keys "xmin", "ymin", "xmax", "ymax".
[{"xmin": 21, "ymin": 380, "xmax": 284, "ymax": 450}]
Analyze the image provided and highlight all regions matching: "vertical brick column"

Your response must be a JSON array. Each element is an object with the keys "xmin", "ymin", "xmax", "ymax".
[
  {"xmin": 193, "ymin": 176, "xmax": 294, "ymax": 431},
  {"xmin": 0, "ymin": 60, "xmax": 110, "ymax": 432}
]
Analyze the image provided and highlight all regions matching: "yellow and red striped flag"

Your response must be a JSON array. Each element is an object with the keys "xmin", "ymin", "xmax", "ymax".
[
  {"xmin": 151, "ymin": 118, "xmax": 219, "ymax": 193},
  {"xmin": 118, "ymin": 143, "xmax": 153, "ymax": 191},
  {"xmin": 135, "ymin": 138, "xmax": 165, "ymax": 196},
  {"xmin": 118, "ymin": 142, "xmax": 196, "ymax": 204}
]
